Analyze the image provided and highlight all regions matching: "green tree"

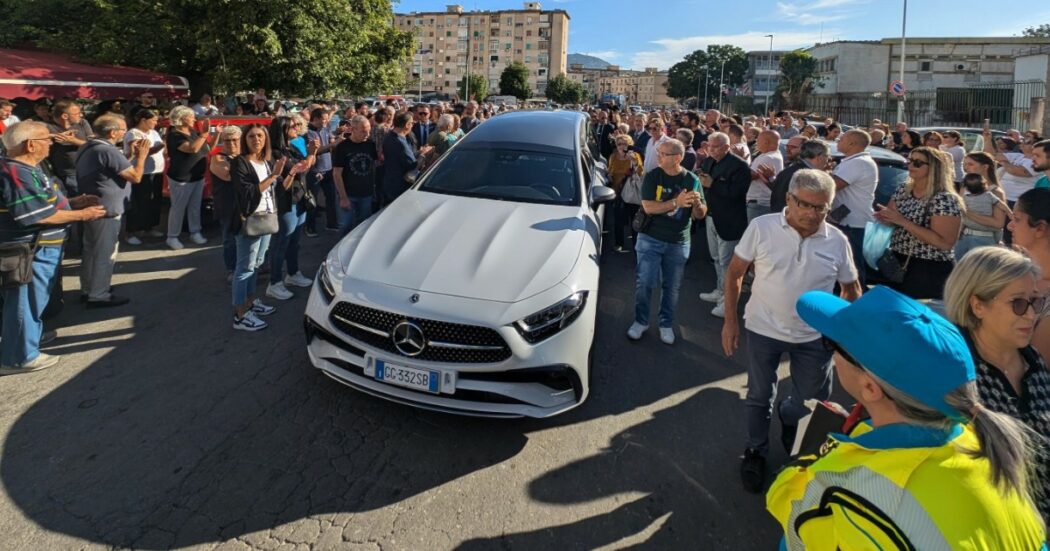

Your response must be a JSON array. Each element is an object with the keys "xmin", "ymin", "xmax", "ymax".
[
  {"xmin": 544, "ymin": 73, "xmax": 585, "ymax": 104},
  {"xmin": 458, "ymin": 73, "xmax": 489, "ymax": 103},
  {"xmin": 0, "ymin": 0, "xmax": 413, "ymax": 97},
  {"xmin": 499, "ymin": 62, "xmax": 532, "ymax": 101},
  {"xmin": 1023, "ymin": 24, "xmax": 1050, "ymax": 37},
  {"xmin": 665, "ymin": 44, "xmax": 748, "ymax": 107},
  {"xmin": 775, "ymin": 50, "xmax": 823, "ymax": 110}
]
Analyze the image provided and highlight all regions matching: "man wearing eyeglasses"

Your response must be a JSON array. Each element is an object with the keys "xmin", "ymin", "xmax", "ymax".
[
  {"xmin": 720, "ymin": 169, "xmax": 861, "ymax": 494},
  {"xmin": 697, "ymin": 132, "xmax": 750, "ymax": 317},
  {"xmin": 0, "ymin": 121, "xmax": 106, "ymax": 373}
]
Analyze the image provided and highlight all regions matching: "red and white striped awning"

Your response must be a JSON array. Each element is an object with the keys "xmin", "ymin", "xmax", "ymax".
[{"xmin": 0, "ymin": 48, "xmax": 190, "ymax": 100}]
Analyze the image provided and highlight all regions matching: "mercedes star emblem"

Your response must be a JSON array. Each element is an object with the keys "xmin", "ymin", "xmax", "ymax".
[
  {"xmin": 392, "ymin": 321, "xmax": 426, "ymax": 357},
  {"xmin": 410, "ymin": 293, "xmax": 420, "ymax": 303}
]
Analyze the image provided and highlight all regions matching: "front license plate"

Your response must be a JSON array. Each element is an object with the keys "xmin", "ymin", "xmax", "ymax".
[{"xmin": 375, "ymin": 360, "xmax": 439, "ymax": 393}]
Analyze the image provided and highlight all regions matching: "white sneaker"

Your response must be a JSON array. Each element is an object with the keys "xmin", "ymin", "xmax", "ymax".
[
  {"xmin": 147, "ymin": 229, "xmax": 165, "ymax": 238},
  {"xmin": 284, "ymin": 272, "xmax": 313, "ymax": 288},
  {"xmin": 166, "ymin": 237, "xmax": 184, "ymax": 250},
  {"xmin": 266, "ymin": 282, "xmax": 294, "ymax": 301},
  {"xmin": 189, "ymin": 232, "xmax": 207, "ymax": 245},
  {"xmin": 659, "ymin": 327, "xmax": 676, "ymax": 345},
  {"xmin": 233, "ymin": 311, "xmax": 268, "ymax": 331},
  {"xmin": 699, "ymin": 289, "xmax": 724, "ymax": 303},
  {"xmin": 251, "ymin": 298, "xmax": 276, "ymax": 316},
  {"xmin": 711, "ymin": 301, "xmax": 726, "ymax": 318},
  {"xmin": 126, "ymin": 235, "xmax": 142, "ymax": 245},
  {"xmin": 626, "ymin": 322, "xmax": 649, "ymax": 340}
]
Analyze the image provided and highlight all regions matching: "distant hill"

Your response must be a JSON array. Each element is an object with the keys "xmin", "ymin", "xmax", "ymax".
[{"xmin": 568, "ymin": 53, "xmax": 612, "ymax": 70}]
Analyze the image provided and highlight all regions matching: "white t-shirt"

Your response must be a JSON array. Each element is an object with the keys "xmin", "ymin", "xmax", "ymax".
[
  {"xmin": 999, "ymin": 152, "xmax": 1039, "ymax": 201},
  {"xmin": 942, "ymin": 145, "xmax": 966, "ymax": 182},
  {"xmin": 731, "ymin": 142, "xmax": 751, "ymax": 164},
  {"xmin": 746, "ymin": 150, "xmax": 784, "ymax": 206},
  {"xmin": 250, "ymin": 160, "xmax": 275, "ymax": 214},
  {"xmin": 831, "ymin": 151, "xmax": 879, "ymax": 228},
  {"xmin": 193, "ymin": 103, "xmax": 221, "ymax": 117},
  {"xmin": 2, "ymin": 114, "xmax": 20, "ymax": 127},
  {"xmin": 643, "ymin": 134, "xmax": 669, "ymax": 174},
  {"xmin": 734, "ymin": 213, "xmax": 858, "ymax": 343},
  {"xmin": 123, "ymin": 128, "xmax": 166, "ymax": 174}
]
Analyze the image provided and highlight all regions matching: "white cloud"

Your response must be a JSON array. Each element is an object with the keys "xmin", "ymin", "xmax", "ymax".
[
  {"xmin": 776, "ymin": 0, "xmax": 867, "ymax": 25},
  {"xmin": 628, "ymin": 31, "xmax": 828, "ymax": 70}
]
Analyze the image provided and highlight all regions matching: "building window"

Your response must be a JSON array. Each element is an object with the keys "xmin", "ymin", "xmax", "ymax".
[
  {"xmin": 538, "ymin": 68, "xmax": 547, "ymax": 76},
  {"xmin": 920, "ymin": 60, "xmax": 932, "ymax": 72},
  {"xmin": 505, "ymin": 43, "xmax": 511, "ymax": 50},
  {"xmin": 491, "ymin": 55, "xmax": 499, "ymax": 62},
  {"xmin": 525, "ymin": 56, "xmax": 532, "ymax": 63},
  {"xmin": 526, "ymin": 43, "xmax": 532, "ymax": 50},
  {"xmin": 446, "ymin": 31, "xmax": 452, "ymax": 37}
]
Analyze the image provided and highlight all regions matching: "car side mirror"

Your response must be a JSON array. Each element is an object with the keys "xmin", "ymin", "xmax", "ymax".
[{"xmin": 588, "ymin": 184, "xmax": 616, "ymax": 207}]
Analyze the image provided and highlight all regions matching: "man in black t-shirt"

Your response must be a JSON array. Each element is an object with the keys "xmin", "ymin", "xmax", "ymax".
[{"xmin": 332, "ymin": 115, "xmax": 377, "ymax": 236}]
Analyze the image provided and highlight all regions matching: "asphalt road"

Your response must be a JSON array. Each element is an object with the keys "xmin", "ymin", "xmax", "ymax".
[{"xmin": 0, "ymin": 218, "xmax": 790, "ymax": 550}]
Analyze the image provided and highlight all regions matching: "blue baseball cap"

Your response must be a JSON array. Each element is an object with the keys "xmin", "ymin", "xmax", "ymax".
[{"xmin": 796, "ymin": 286, "xmax": 975, "ymax": 423}]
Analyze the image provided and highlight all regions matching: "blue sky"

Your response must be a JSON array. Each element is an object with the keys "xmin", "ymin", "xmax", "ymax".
[{"xmin": 392, "ymin": 0, "xmax": 1050, "ymax": 70}]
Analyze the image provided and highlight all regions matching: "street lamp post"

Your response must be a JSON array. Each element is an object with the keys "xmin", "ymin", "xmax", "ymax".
[
  {"xmin": 704, "ymin": 66, "xmax": 710, "ymax": 109},
  {"xmin": 696, "ymin": 67, "xmax": 702, "ymax": 109},
  {"xmin": 718, "ymin": 59, "xmax": 726, "ymax": 111},
  {"xmin": 765, "ymin": 34, "xmax": 774, "ymax": 113},
  {"xmin": 896, "ymin": 0, "xmax": 908, "ymax": 123}
]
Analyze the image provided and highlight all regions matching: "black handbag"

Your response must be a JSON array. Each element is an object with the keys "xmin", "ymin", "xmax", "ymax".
[
  {"xmin": 632, "ymin": 209, "xmax": 652, "ymax": 233},
  {"xmin": 0, "ymin": 232, "xmax": 41, "ymax": 289},
  {"xmin": 876, "ymin": 250, "xmax": 911, "ymax": 284}
]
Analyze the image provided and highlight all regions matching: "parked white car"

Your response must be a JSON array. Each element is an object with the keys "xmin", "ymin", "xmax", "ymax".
[{"xmin": 304, "ymin": 111, "xmax": 616, "ymax": 417}]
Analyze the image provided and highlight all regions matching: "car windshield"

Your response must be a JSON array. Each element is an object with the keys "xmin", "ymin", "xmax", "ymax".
[
  {"xmin": 874, "ymin": 163, "xmax": 909, "ymax": 206},
  {"xmin": 419, "ymin": 148, "xmax": 579, "ymax": 205}
]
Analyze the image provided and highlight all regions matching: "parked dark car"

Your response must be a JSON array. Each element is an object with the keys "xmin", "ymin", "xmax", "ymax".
[{"xmin": 780, "ymin": 139, "xmax": 909, "ymax": 206}]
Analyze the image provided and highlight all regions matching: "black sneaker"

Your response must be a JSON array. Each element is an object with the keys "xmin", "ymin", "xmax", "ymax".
[
  {"xmin": 779, "ymin": 406, "xmax": 798, "ymax": 456},
  {"xmin": 304, "ymin": 228, "xmax": 319, "ymax": 238},
  {"xmin": 86, "ymin": 295, "xmax": 130, "ymax": 309},
  {"xmin": 740, "ymin": 448, "xmax": 766, "ymax": 494}
]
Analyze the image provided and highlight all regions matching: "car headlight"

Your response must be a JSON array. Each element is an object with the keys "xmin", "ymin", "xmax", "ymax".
[
  {"xmin": 514, "ymin": 291, "xmax": 588, "ymax": 344},
  {"xmin": 318, "ymin": 260, "xmax": 337, "ymax": 303}
]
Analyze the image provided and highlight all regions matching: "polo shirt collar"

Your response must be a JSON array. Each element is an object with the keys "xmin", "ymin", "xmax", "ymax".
[
  {"xmin": 777, "ymin": 210, "xmax": 829, "ymax": 239},
  {"xmin": 841, "ymin": 151, "xmax": 871, "ymax": 162},
  {"xmin": 832, "ymin": 421, "xmax": 964, "ymax": 450}
]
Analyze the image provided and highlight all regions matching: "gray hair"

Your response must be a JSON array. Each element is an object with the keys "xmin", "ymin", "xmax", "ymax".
[
  {"xmin": 799, "ymin": 139, "xmax": 830, "ymax": 160},
  {"xmin": 869, "ymin": 371, "xmax": 1036, "ymax": 497},
  {"xmin": 168, "ymin": 105, "xmax": 195, "ymax": 127},
  {"xmin": 219, "ymin": 125, "xmax": 242, "ymax": 142},
  {"xmin": 1, "ymin": 120, "xmax": 48, "ymax": 151},
  {"xmin": 943, "ymin": 246, "xmax": 1042, "ymax": 331},
  {"xmin": 436, "ymin": 113, "xmax": 455, "ymax": 132},
  {"xmin": 93, "ymin": 115, "xmax": 124, "ymax": 137},
  {"xmin": 707, "ymin": 131, "xmax": 729, "ymax": 146},
  {"xmin": 675, "ymin": 128, "xmax": 694, "ymax": 146},
  {"xmin": 350, "ymin": 115, "xmax": 369, "ymax": 128},
  {"xmin": 617, "ymin": 122, "xmax": 630, "ymax": 135},
  {"xmin": 788, "ymin": 168, "xmax": 835, "ymax": 201},
  {"xmin": 660, "ymin": 138, "xmax": 685, "ymax": 156}
]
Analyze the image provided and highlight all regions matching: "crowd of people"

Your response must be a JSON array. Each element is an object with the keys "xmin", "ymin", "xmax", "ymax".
[{"xmin": 596, "ymin": 104, "xmax": 1050, "ymax": 547}]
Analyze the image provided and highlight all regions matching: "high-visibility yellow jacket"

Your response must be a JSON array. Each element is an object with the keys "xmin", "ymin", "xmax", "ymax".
[{"xmin": 767, "ymin": 421, "xmax": 1047, "ymax": 550}]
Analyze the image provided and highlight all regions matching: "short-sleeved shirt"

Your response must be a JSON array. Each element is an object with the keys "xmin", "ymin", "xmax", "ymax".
[
  {"xmin": 961, "ymin": 191, "xmax": 1000, "ymax": 232},
  {"xmin": 0, "ymin": 159, "xmax": 70, "ymax": 246},
  {"xmin": 1000, "ymin": 152, "xmax": 1039, "ymax": 201},
  {"xmin": 124, "ymin": 128, "xmax": 165, "ymax": 175},
  {"xmin": 1036, "ymin": 174, "xmax": 1050, "ymax": 189},
  {"xmin": 746, "ymin": 150, "xmax": 784, "ymax": 206},
  {"xmin": 944, "ymin": 145, "xmax": 966, "ymax": 182},
  {"xmin": 888, "ymin": 186, "xmax": 962, "ymax": 262},
  {"xmin": 75, "ymin": 139, "xmax": 132, "ymax": 216},
  {"xmin": 46, "ymin": 120, "xmax": 94, "ymax": 177},
  {"xmin": 639, "ymin": 168, "xmax": 702, "ymax": 244},
  {"xmin": 734, "ymin": 213, "xmax": 857, "ymax": 343},
  {"xmin": 831, "ymin": 151, "xmax": 878, "ymax": 228},
  {"xmin": 307, "ymin": 124, "xmax": 333, "ymax": 173},
  {"xmin": 166, "ymin": 130, "xmax": 207, "ymax": 182},
  {"xmin": 332, "ymin": 139, "xmax": 377, "ymax": 198}
]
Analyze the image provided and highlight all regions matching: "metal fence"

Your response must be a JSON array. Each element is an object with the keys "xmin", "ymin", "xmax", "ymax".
[{"xmin": 803, "ymin": 80, "xmax": 1047, "ymax": 131}]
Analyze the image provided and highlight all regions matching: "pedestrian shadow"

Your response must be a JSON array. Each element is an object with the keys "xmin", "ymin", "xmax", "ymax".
[{"xmin": 457, "ymin": 387, "xmax": 782, "ymax": 549}]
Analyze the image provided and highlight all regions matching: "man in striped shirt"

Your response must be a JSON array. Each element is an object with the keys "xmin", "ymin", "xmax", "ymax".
[{"xmin": 0, "ymin": 121, "xmax": 105, "ymax": 374}]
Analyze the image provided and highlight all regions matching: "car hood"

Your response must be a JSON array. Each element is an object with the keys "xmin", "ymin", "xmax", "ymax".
[{"xmin": 341, "ymin": 191, "xmax": 587, "ymax": 303}]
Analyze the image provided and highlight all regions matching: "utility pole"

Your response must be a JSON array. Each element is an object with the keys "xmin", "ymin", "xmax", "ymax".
[
  {"xmin": 704, "ymin": 66, "xmax": 710, "ymax": 110},
  {"xmin": 765, "ymin": 34, "xmax": 774, "ymax": 113},
  {"xmin": 696, "ymin": 66, "xmax": 702, "ymax": 110},
  {"xmin": 718, "ymin": 59, "xmax": 726, "ymax": 110},
  {"xmin": 896, "ymin": 0, "xmax": 908, "ymax": 123}
]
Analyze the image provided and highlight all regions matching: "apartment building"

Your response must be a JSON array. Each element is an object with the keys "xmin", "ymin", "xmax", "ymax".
[
  {"xmin": 743, "ymin": 50, "xmax": 789, "ymax": 110},
  {"xmin": 567, "ymin": 65, "xmax": 674, "ymax": 106},
  {"xmin": 393, "ymin": 2, "xmax": 569, "ymax": 98}
]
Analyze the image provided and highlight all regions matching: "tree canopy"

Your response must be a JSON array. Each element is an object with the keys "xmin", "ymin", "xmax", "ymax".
[
  {"xmin": 544, "ymin": 73, "xmax": 586, "ymax": 105},
  {"xmin": 458, "ymin": 74, "xmax": 488, "ymax": 103},
  {"xmin": 499, "ymin": 62, "xmax": 532, "ymax": 101},
  {"xmin": 0, "ymin": 0, "xmax": 414, "ymax": 97},
  {"xmin": 1023, "ymin": 24, "xmax": 1050, "ymax": 37},
  {"xmin": 665, "ymin": 44, "xmax": 748, "ymax": 106},
  {"xmin": 775, "ymin": 50, "xmax": 822, "ymax": 109}
]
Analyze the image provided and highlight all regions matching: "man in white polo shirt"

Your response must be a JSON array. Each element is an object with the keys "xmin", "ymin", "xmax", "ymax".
[
  {"xmin": 720, "ymin": 169, "xmax": 862, "ymax": 494},
  {"xmin": 829, "ymin": 129, "xmax": 878, "ymax": 286},
  {"xmin": 745, "ymin": 130, "xmax": 784, "ymax": 222}
]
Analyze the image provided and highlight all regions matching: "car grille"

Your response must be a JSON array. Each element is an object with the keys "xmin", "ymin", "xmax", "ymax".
[{"xmin": 328, "ymin": 302, "xmax": 512, "ymax": 364}]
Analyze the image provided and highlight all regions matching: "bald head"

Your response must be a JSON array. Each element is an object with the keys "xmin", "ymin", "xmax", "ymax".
[
  {"xmin": 758, "ymin": 130, "xmax": 780, "ymax": 153},
  {"xmin": 839, "ymin": 129, "xmax": 871, "ymax": 156}
]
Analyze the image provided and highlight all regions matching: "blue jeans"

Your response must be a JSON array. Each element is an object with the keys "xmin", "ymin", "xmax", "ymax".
[
  {"xmin": 1, "ymin": 246, "xmax": 60, "ymax": 366},
  {"xmin": 955, "ymin": 232, "xmax": 998, "ymax": 261},
  {"xmin": 634, "ymin": 232, "xmax": 690, "ymax": 328},
  {"xmin": 219, "ymin": 217, "xmax": 237, "ymax": 273},
  {"xmin": 306, "ymin": 171, "xmax": 337, "ymax": 231},
  {"xmin": 744, "ymin": 330, "xmax": 834, "ymax": 456},
  {"xmin": 705, "ymin": 216, "xmax": 739, "ymax": 291},
  {"xmin": 233, "ymin": 232, "xmax": 271, "ymax": 308},
  {"xmin": 746, "ymin": 202, "xmax": 771, "ymax": 223},
  {"xmin": 337, "ymin": 196, "xmax": 374, "ymax": 237},
  {"xmin": 270, "ymin": 205, "xmax": 306, "ymax": 282}
]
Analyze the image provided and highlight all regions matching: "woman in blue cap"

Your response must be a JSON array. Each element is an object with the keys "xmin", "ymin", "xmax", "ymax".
[{"xmin": 767, "ymin": 285, "xmax": 1046, "ymax": 550}]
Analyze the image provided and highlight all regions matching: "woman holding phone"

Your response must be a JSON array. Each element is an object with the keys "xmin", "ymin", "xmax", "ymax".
[{"xmin": 265, "ymin": 117, "xmax": 318, "ymax": 301}]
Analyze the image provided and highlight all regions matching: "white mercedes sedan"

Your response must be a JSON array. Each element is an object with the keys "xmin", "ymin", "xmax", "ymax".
[{"xmin": 304, "ymin": 111, "xmax": 616, "ymax": 417}]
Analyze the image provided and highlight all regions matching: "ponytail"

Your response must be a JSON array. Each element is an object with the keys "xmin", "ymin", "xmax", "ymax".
[{"xmin": 948, "ymin": 388, "xmax": 1037, "ymax": 496}]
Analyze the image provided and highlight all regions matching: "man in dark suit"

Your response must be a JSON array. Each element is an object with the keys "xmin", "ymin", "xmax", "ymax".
[
  {"xmin": 594, "ymin": 110, "xmax": 616, "ymax": 159},
  {"xmin": 409, "ymin": 104, "xmax": 435, "ymax": 151},
  {"xmin": 697, "ymin": 132, "xmax": 751, "ymax": 318},
  {"xmin": 768, "ymin": 138, "xmax": 829, "ymax": 214},
  {"xmin": 629, "ymin": 114, "xmax": 650, "ymax": 156}
]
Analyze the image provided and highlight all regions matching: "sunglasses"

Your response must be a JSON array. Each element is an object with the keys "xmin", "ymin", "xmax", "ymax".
[
  {"xmin": 822, "ymin": 337, "xmax": 861, "ymax": 367},
  {"xmin": 1004, "ymin": 296, "xmax": 1047, "ymax": 317},
  {"xmin": 908, "ymin": 158, "xmax": 929, "ymax": 168}
]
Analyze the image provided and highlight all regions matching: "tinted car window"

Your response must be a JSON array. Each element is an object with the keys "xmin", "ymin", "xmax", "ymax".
[
  {"xmin": 875, "ymin": 163, "xmax": 908, "ymax": 206},
  {"xmin": 420, "ymin": 148, "xmax": 579, "ymax": 205}
]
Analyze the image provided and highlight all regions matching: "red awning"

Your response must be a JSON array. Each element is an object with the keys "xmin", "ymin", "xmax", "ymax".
[{"xmin": 0, "ymin": 48, "xmax": 190, "ymax": 101}]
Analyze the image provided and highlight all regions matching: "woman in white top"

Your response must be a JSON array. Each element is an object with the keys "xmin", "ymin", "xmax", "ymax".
[
  {"xmin": 122, "ymin": 109, "xmax": 166, "ymax": 244},
  {"xmin": 229, "ymin": 124, "xmax": 296, "ymax": 331},
  {"xmin": 941, "ymin": 130, "xmax": 967, "ymax": 186}
]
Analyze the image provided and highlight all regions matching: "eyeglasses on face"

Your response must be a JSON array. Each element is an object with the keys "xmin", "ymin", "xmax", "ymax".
[
  {"xmin": 1004, "ymin": 296, "xmax": 1047, "ymax": 317},
  {"xmin": 658, "ymin": 150, "xmax": 681, "ymax": 157},
  {"xmin": 908, "ymin": 158, "xmax": 929, "ymax": 168},
  {"xmin": 789, "ymin": 192, "xmax": 831, "ymax": 214}
]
